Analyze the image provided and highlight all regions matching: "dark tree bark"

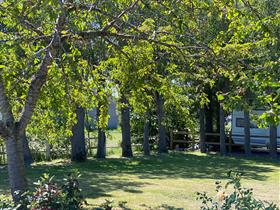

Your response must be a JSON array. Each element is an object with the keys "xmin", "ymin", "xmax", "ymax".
[
  {"xmin": 156, "ymin": 92, "xmax": 168, "ymax": 153},
  {"xmin": 22, "ymin": 133, "xmax": 33, "ymax": 166},
  {"xmin": 199, "ymin": 108, "xmax": 206, "ymax": 153},
  {"xmin": 205, "ymin": 107, "xmax": 213, "ymax": 133},
  {"xmin": 96, "ymin": 105, "xmax": 106, "ymax": 159},
  {"xmin": 205, "ymin": 88, "xmax": 214, "ymax": 133},
  {"xmin": 244, "ymin": 110, "xmax": 251, "ymax": 156},
  {"xmin": 45, "ymin": 141, "xmax": 51, "ymax": 161},
  {"xmin": 120, "ymin": 95, "xmax": 133, "ymax": 157},
  {"xmin": 5, "ymin": 134, "xmax": 28, "ymax": 201},
  {"xmin": 71, "ymin": 107, "xmax": 87, "ymax": 162},
  {"xmin": 219, "ymin": 103, "xmax": 226, "ymax": 155},
  {"xmin": 216, "ymin": 101, "xmax": 220, "ymax": 133},
  {"xmin": 269, "ymin": 125, "xmax": 277, "ymax": 159},
  {"xmin": 143, "ymin": 117, "xmax": 150, "ymax": 156}
]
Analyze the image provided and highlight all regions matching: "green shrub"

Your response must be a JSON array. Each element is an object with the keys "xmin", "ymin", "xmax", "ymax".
[
  {"xmin": 0, "ymin": 171, "xmax": 86, "ymax": 210},
  {"xmin": 197, "ymin": 171, "xmax": 279, "ymax": 210},
  {"xmin": 0, "ymin": 194, "xmax": 15, "ymax": 210},
  {"xmin": 30, "ymin": 173, "xmax": 64, "ymax": 210},
  {"xmin": 62, "ymin": 170, "xmax": 87, "ymax": 209},
  {"xmin": 94, "ymin": 199, "xmax": 130, "ymax": 210}
]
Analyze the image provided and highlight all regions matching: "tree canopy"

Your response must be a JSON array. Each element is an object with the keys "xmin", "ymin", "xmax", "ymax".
[{"xmin": 0, "ymin": 0, "xmax": 279, "ymax": 199}]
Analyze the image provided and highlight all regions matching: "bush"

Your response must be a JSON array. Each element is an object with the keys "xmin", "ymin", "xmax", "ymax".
[
  {"xmin": 30, "ymin": 173, "xmax": 65, "ymax": 210},
  {"xmin": 197, "ymin": 171, "xmax": 279, "ymax": 210},
  {"xmin": 0, "ymin": 194, "xmax": 15, "ymax": 210},
  {"xmin": 95, "ymin": 199, "xmax": 129, "ymax": 210},
  {"xmin": 62, "ymin": 171, "xmax": 87, "ymax": 209},
  {"xmin": 0, "ymin": 171, "xmax": 86, "ymax": 210}
]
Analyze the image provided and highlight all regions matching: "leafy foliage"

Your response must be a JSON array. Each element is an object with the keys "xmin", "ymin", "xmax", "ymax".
[
  {"xmin": 197, "ymin": 171, "xmax": 279, "ymax": 210},
  {"xmin": 1, "ymin": 0, "xmax": 278, "ymax": 145},
  {"xmin": 0, "ymin": 171, "xmax": 86, "ymax": 210},
  {"xmin": 96, "ymin": 199, "xmax": 130, "ymax": 210},
  {"xmin": 0, "ymin": 194, "xmax": 15, "ymax": 210},
  {"xmin": 62, "ymin": 170, "xmax": 87, "ymax": 210},
  {"xmin": 0, "ymin": 0, "xmax": 279, "ymax": 201}
]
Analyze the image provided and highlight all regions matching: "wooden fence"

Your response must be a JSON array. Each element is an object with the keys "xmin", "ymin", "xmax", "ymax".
[
  {"xmin": 0, "ymin": 136, "xmax": 119, "ymax": 165},
  {"xmin": 0, "ymin": 133, "xmax": 251, "ymax": 165},
  {"xmin": 170, "ymin": 130, "xmax": 200, "ymax": 150},
  {"xmin": 170, "ymin": 130, "xmax": 237, "ymax": 152}
]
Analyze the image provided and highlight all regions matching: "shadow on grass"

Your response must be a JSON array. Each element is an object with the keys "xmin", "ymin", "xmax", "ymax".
[{"xmin": 0, "ymin": 152, "xmax": 279, "ymax": 201}]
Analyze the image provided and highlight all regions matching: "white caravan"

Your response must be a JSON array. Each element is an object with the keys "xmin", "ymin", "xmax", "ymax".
[{"xmin": 231, "ymin": 110, "xmax": 280, "ymax": 147}]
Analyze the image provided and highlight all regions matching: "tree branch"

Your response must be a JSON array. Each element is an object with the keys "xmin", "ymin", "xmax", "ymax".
[
  {"xmin": 75, "ymin": 30, "xmax": 205, "ymax": 52},
  {"xmin": 104, "ymin": 37, "xmax": 130, "ymax": 59},
  {"xmin": 18, "ymin": 12, "xmax": 66, "ymax": 131},
  {"xmin": 0, "ymin": 4, "xmax": 45, "ymax": 37},
  {"xmin": 18, "ymin": 49, "xmax": 54, "ymax": 131},
  {"xmin": 101, "ymin": 0, "xmax": 140, "ymax": 32},
  {"xmin": 0, "ymin": 76, "xmax": 15, "ymax": 127}
]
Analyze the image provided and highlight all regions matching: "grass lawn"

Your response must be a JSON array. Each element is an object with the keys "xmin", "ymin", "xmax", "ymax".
[{"xmin": 0, "ymin": 151, "xmax": 279, "ymax": 209}]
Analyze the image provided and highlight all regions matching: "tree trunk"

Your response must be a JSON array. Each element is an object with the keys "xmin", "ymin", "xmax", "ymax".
[
  {"xmin": 244, "ymin": 110, "xmax": 251, "ymax": 156},
  {"xmin": 205, "ymin": 88, "xmax": 214, "ymax": 133},
  {"xmin": 205, "ymin": 106, "xmax": 213, "ymax": 133},
  {"xmin": 269, "ymin": 125, "xmax": 277, "ymax": 159},
  {"xmin": 143, "ymin": 117, "xmax": 150, "ymax": 156},
  {"xmin": 0, "ymin": 18, "xmax": 65, "ymax": 202},
  {"xmin": 216, "ymin": 101, "xmax": 220, "ymax": 133},
  {"xmin": 156, "ymin": 92, "xmax": 168, "ymax": 153},
  {"xmin": 97, "ymin": 128, "xmax": 106, "ymax": 158},
  {"xmin": 45, "ymin": 141, "xmax": 51, "ymax": 161},
  {"xmin": 96, "ymin": 106, "xmax": 106, "ymax": 159},
  {"xmin": 71, "ymin": 107, "xmax": 87, "ymax": 162},
  {"xmin": 199, "ymin": 108, "xmax": 206, "ymax": 153},
  {"xmin": 219, "ymin": 103, "xmax": 226, "ymax": 155},
  {"xmin": 121, "ymin": 96, "xmax": 133, "ymax": 157},
  {"xmin": 5, "ymin": 135, "xmax": 28, "ymax": 201},
  {"xmin": 22, "ymin": 133, "xmax": 33, "ymax": 166}
]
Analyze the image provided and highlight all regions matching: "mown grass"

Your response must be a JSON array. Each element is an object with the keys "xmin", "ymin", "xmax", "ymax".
[{"xmin": 0, "ymin": 151, "xmax": 279, "ymax": 210}]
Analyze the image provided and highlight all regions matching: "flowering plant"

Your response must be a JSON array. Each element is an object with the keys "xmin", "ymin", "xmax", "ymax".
[{"xmin": 0, "ymin": 171, "xmax": 86, "ymax": 210}]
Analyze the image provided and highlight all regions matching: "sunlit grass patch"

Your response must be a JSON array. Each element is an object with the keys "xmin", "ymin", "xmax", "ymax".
[{"xmin": 0, "ymin": 152, "xmax": 279, "ymax": 209}]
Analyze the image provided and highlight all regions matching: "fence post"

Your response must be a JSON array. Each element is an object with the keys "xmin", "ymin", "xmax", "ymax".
[
  {"xmin": 0, "ymin": 144, "xmax": 6, "ymax": 165},
  {"xmin": 0, "ymin": 144, "xmax": 2, "ymax": 164},
  {"xmin": 229, "ymin": 131, "xmax": 232, "ymax": 153}
]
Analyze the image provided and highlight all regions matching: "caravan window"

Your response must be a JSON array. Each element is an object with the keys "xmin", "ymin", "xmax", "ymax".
[{"xmin": 236, "ymin": 118, "xmax": 258, "ymax": 128}]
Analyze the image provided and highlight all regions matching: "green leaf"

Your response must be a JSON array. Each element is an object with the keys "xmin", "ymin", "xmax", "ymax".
[{"xmin": 217, "ymin": 93, "xmax": 225, "ymax": 101}]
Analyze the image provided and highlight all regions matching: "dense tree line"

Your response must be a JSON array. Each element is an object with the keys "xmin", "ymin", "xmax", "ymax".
[{"xmin": 0, "ymin": 0, "xmax": 279, "ymax": 203}]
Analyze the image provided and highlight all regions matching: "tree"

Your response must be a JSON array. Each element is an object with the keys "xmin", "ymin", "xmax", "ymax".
[
  {"xmin": 219, "ymin": 102, "xmax": 227, "ymax": 156},
  {"xmin": 22, "ymin": 133, "xmax": 33, "ymax": 166},
  {"xmin": 155, "ymin": 91, "xmax": 168, "ymax": 153},
  {"xmin": 1, "ymin": 0, "xmax": 279, "ymax": 201},
  {"xmin": 209, "ymin": 0, "xmax": 280, "ymax": 126},
  {"xmin": 96, "ymin": 104, "xmax": 107, "ymax": 159},
  {"xmin": 120, "ymin": 93, "xmax": 133, "ymax": 157},
  {"xmin": 0, "ymin": 1, "xmax": 66, "ymax": 199},
  {"xmin": 70, "ymin": 106, "xmax": 86, "ymax": 162},
  {"xmin": 0, "ymin": 44, "xmax": 59, "ymax": 201},
  {"xmin": 199, "ymin": 108, "xmax": 206, "ymax": 153},
  {"xmin": 0, "ymin": 0, "xmax": 165, "ymax": 198},
  {"xmin": 269, "ymin": 125, "xmax": 277, "ymax": 159}
]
